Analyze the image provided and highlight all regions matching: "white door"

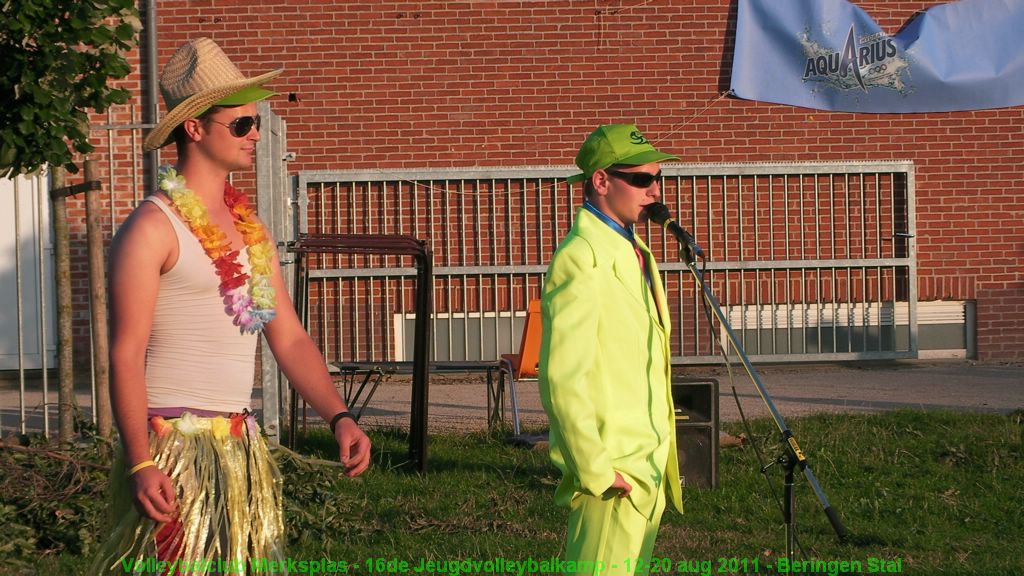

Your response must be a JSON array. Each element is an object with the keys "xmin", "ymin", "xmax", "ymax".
[{"xmin": 0, "ymin": 173, "xmax": 56, "ymax": 370}]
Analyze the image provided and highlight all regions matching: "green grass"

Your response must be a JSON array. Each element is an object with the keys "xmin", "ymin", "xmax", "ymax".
[{"xmin": 8, "ymin": 409, "xmax": 1024, "ymax": 574}]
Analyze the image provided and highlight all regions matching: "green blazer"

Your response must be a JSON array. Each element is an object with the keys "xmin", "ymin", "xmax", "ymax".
[{"xmin": 539, "ymin": 207, "xmax": 683, "ymax": 520}]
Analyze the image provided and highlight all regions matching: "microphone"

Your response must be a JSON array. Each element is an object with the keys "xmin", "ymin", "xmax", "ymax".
[{"xmin": 643, "ymin": 202, "xmax": 705, "ymax": 259}]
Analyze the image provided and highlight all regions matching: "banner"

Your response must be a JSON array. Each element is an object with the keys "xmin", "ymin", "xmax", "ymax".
[{"xmin": 730, "ymin": 0, "xmax": 1024, "ymax": 112}]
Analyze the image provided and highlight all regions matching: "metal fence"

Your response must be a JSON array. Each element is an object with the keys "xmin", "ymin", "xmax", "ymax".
[
  {"xmin": 3, "ymin": 128, "xmax": 916, "ymax": 438},
  {"xmin": 0, "ymin": 106, "xmax": 154, "ymax": 438},
  {"xmin": 1, "ymin": 172, "xmax": 56, "ymax": 435},
  {"xmin": 293, "ymin": 161, "xmax": 917, "ymax": 366}
]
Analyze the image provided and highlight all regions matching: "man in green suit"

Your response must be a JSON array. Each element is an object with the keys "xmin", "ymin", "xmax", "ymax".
[{"xmin": 539, "ymin": 124, "xmax": 683, "ymax": 575}]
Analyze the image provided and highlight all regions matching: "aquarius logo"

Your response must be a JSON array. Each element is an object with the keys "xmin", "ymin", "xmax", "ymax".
[
  {"xmin": 629, "ymin": 131, "xmax": 648, "ymax": 145},
  {"xmin": 800, "ymin": 24, "xmax": 909, "ymax": 94}
]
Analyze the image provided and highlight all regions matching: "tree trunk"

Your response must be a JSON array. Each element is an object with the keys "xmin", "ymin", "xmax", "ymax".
[
  {"xmin": 52, "ymin": 168, "xmax": 75, "ymax": 444},
  {"xmin": 85, "ymin": 160, "xmax": 111, "ymax": 443}
]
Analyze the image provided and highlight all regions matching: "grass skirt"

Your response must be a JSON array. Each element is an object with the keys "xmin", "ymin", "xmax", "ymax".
[{"xmin": 90, "ymin": 412, "xmax": 286, "ymax": 575}]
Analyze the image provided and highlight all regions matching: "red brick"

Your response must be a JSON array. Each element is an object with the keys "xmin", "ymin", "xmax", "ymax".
[{"xmin": 64, "ymin": 0, "xmax": 1024, "ymax": 362}]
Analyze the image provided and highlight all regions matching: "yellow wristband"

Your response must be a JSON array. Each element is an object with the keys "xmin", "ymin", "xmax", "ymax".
[{"xmin": 128, "ymin": 459, "xmax": 157, "ymax": 475}]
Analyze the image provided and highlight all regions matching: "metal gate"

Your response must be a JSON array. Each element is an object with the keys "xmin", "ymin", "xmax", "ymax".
[
  {"xmin": 660, "ymin": 162, "xmax": 916, "ymax": 363},
  {"xmin": 292, "ymin": 161, "xmax": 916, "ymax": 366}
]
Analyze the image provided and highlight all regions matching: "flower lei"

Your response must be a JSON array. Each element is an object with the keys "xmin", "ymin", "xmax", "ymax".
[{"xmin": 159, "ymin": 166, "xmax": 277, "ymax": 333}]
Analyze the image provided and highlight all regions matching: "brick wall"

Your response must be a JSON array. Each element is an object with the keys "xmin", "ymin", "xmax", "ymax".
[{"xmin": 76, "ymin": 0, "xmax": 1022, "ymax": 361}]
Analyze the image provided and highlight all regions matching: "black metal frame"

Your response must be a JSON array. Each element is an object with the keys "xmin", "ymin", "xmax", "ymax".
[
  {"xmin": 330, "ymin": 360, "xmax": 502, "ymax": 427},
  {"xmin": 288, "ymin": 233, "xmax": 433, "ymax": 472}
]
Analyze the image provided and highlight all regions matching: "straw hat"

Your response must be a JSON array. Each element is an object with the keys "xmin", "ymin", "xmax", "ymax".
[{"xmin": 144, "ymin": 37, "xmax": 282, "ymax": 151}]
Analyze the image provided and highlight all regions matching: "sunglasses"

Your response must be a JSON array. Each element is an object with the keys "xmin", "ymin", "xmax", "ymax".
[
  {"xmin": 206, "ymin": 114, "xmax": 261, "ymax": 138},
  {"xmin": 606, "ymin": 169, "xmax": 662, "ymax": 188}
]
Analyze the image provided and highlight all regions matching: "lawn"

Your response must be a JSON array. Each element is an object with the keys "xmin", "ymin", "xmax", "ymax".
[{"xmin": 3, "ymin": 409, "xmax": 1021, "ymax": 575}]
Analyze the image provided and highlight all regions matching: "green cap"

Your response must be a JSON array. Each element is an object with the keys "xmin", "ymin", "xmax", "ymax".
[{"xmin": 567, "ymin": 124, "xmax": 679, "ymax": 184}]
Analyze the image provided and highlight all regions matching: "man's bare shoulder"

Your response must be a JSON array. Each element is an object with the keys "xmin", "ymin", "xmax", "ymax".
[
  {"xmin": 111, "ymin": 198, "xmax": 176, "ymax": 264},
  {"xmin": 115, "ymin": 198, "xmax": 170, "ymax": 235}
]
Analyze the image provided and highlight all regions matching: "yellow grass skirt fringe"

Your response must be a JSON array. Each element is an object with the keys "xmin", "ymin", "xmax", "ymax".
[{"xmin": 90, "ymin": 412, "xmax": 286, "ymax": 575}]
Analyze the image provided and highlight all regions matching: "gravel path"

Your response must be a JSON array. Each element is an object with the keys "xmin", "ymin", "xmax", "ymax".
[
  {"xmin": 350, "ymin": 359, "xmax": 1024, "ymax": 433},
  {"xmin": 4, "ymin": 360, "xmax": 1021, "ymax": 436}
]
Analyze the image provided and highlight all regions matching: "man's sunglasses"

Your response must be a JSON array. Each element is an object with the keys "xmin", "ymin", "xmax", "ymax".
[
  {"xmin": 206, "ymin": 114, "xmax": 261, "ymax": 138},
  {"xmin": 606, "ymin": 169, "xmax": 662, "ymax": 188}
]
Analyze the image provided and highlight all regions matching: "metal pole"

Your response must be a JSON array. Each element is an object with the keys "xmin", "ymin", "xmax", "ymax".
[
  {"xmin": 13, "ymin": 176, "xmax": 25, "ymax": 435},
  {"xmin": 143, "ymin": 0, "xmax": 159, "ymax": 195},
  {"xmin": 51, "ymin": 168, "xmax": 75, "ymax": 444},
  {"xmin": 682, "ymin": 244, "xmax": 848, "ymax": 543},
  {"xmin": 84, "ymin": 160, "xmax": 112, "ymax": 442},
  {"xmin": 410, "ymin": 244, "xmax": 432, "ymax": 472},
  {"xmin": 784, "ymin": 458, "xmax": 797, "ymax": 564},
  {"xmin": 36, "ymin": 174, "xmax": 52, "ymax": 438}
]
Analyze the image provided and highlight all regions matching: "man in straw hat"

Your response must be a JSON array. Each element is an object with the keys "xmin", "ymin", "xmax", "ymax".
[
  {"xmin": 91, "ymin": 37, "xmax": 370, "ymax": 572},
  {"xmin": 538, "ymin": 125, "xmax": 683, "ymax": 574}
]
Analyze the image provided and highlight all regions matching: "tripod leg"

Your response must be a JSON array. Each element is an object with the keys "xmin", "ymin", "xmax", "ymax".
[{"xmin": 784, "ymin": 461, "xmax": 796, "ymax": 566}]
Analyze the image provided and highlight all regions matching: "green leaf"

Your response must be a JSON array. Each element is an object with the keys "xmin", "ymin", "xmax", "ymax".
[
  {"xmin": 0, "ymin": 143, "xmax": 16, "ymax": 170},
  {"xmin": 114, "ymin": 21, "xmax": 135, "ymax": 42}
]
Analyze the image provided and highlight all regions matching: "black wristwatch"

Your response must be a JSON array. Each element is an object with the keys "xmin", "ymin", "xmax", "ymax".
[{"xmin": 329, "ymin": 411, "xmax": 356, "ymax": 434}]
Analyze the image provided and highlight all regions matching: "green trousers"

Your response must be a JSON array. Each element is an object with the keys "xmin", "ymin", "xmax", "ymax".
[{"xmin": 565, "ymin": 485, "xmax": 667, "ymax": 576}]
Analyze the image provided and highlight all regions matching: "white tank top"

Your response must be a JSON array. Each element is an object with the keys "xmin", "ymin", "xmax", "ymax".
[{"xmin": 143, "ymin": 195, "xmax": 258, "ymax": 412}]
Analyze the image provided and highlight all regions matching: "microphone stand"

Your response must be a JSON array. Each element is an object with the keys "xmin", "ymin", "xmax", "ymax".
[{"xmin": 675, "ymin": 238, "xmax": 848, "ymax": 561}]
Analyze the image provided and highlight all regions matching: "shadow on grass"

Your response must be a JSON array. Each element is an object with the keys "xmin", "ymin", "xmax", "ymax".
[
  {"xmin": 7, "ymin": 409, "xmax": 1023, "ymax": 574},
  {"xmin": 290, "ymin": 425, "xmax": 559, "ymax": 487}
]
